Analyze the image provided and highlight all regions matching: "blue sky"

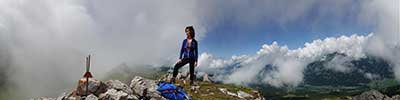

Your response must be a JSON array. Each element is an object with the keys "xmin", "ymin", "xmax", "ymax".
[{"xmin": 199, "ymin": 0, "xmax": 375, "ymax": 57}]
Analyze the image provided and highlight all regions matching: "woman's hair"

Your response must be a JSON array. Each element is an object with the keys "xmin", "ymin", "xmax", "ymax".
[{"xmin": 185, "ymin": 26, "xmax": 195, "ymax": 38}]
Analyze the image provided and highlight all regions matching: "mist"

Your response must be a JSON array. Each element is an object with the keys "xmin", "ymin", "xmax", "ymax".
[{"xmin": 0, "ymin": 0, "xmax": 206, "ymax": 99}]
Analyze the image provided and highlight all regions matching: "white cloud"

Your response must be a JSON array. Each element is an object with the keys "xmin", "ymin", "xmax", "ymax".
[
  {"xmin": 199, "ymin": 34, "xmax": 373, "ymax": 87},
  {"xmin": 262, "ymin": 57, "xmax": 305, "ymax": 87},
  {"xmin": 360, "ymin": 0, "xmax": 400, "ymax": 80},
  {"xmin": 323, "ymin": 55, "xmax": 354, "ymax": 73},
  {"xmin": 364, "ymin": 73, "xmax": 380, "ymax": 80}
]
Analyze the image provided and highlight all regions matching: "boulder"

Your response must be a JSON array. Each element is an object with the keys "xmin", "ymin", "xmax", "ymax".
[
  {"xmin": 100, "ymin": 88, "xmax": 129, "ymax": 100},
  {"xmin": 76, "ymin": 78, "xmax": 108, "ymax": 96},
  {"xmin": 252, "ymin": 91, "xmax": 265, "ymax": 100},
  {"xmin": 237, "ymin": 91, "xmax": 253, "ymax": 99},
  {"xmin": 85, "ymin": 94, "xmax": 98, "ymax": 100},
  {"xmin": 30, "ymin": 97, "xmax": 56, "ymax": 100},
  {"xmin": 218, "ymin": 88, "xmax": 237, "ymax": 97},
  {"xmin": 391, "ymin": 95, "xmax": 400, "ymax": 100},
  {"xmin": 190, "ymin": 85, "xmax": 201, "ymax": 94},
  {"xmin": 130, "ymin": 76, "xmax": 167, "ymax": 100},
  {"xmin": 62, "ymin": 96, "xmax": 79, "ymax": 100},
  {"xmin": 352, "ymin": 90, "xmax": 392, "ymax": 100},
  {"xmin": 159, "ymin": 73, "xmax": 172, "ymax": 82},
  {"xmin": 202, "ymin": 73, "xmax": 211, "ymax": 82},
  {"xmin": 106, "ymin": 80, "xmax": 133, "ymax": 94}
]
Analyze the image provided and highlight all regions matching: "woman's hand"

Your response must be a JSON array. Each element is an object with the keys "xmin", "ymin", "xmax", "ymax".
[
  {"xmin": 194, "ymin": 61, "xmax": 197, "ymax": 67},
  {"xmin": 177, "ymin": 59, "xmax": 182, "ymax": 63}
]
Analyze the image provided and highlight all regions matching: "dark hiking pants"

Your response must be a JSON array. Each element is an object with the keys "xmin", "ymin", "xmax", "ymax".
[{"xmin": 172, "ymin": 58, "xmax": 195, "ymax": 82}]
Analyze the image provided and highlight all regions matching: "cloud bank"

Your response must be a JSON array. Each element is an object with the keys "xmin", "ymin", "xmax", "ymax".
[{"xmin": 198, "ymin": 34, "xmax": 373, "ymax": 87}]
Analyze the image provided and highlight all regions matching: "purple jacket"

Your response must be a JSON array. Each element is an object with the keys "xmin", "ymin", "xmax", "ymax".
[{"xmin": 179, "ymin": 39, "xmax": 198, "ymax": 61}]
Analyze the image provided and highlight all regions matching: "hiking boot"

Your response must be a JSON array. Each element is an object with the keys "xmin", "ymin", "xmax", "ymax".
[
  {"xmin": 170, "ymin": 77, "xmax": 176, "ymax": 84},
  {"xmin": 190, "ymin": 80, "xmax": 199, "ymax": 86}
]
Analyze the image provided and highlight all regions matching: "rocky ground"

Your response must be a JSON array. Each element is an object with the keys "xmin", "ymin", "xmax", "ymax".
[
  {"xmin": 30, "ymin": 70, "xmax": 400, "ymax": 100},
  {"xmin": 31, "ymin": 73, "xmax": 265, "ymax": 100},
  {"xmin": 352, "ymin": 90, "xmax": 400, "ymax": 100}
]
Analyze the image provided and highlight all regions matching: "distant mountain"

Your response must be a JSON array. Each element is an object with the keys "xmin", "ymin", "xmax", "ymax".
[
  {"xmin": 254, "ymin": 52, "xmax": 398, "ymax": 99},
  {"xmin": 212, "ymin": 52, "xmax": 395, "ymax": 87},
  {"xmin": 303, "ymin": 52, "xmax": 394, "ymax": 86}
]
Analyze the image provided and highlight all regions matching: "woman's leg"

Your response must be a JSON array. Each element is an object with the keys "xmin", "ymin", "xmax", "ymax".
[
  {"xmin": 171, "ymin": 59, "xmax": 188, "ymax": 83},
  {"xmin": 189, "ymin": 59, "xmax": 195, "ymax": 85}
]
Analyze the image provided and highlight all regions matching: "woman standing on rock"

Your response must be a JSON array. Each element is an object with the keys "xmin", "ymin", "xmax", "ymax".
[{"xmin": 171, "ymin": 26, "xmax": 198, "ymax": 85}]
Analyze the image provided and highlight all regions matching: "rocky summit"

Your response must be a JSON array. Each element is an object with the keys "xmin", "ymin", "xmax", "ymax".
[{"xmin": 31, "ymin": 74, "xmax": 265, "ymax": 100}]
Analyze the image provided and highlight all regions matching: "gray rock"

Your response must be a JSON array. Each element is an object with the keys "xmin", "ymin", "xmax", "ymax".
[
  {"xmin": 226, "ymin": 91, "xmax": 237, "ymax": 97},
  {"xmin": 159, "ymin": 73, "xmax": 173, "ymax": 82},
  {"xmin": 127, "ymin": 94, "xmax": 139, "ymax": 100},
  {"xmin": 190, "ymin": 85, "xmax": 200, "ymax": 94},
  {"xmin": 237, "ymin": 91, "xmax": 253, "ymax": 99},
  {"xmin": 202, "ymin": 73, "xmax": 211, "ymax": 82},
  {"xmin": 254, "ymin": 97, "xmax": 266, "ymax": 100},
  {"xmin": 85, "ymin": 94, "xmax": 98, "ymax": 100},
  {"xmin": 252, "ymin": 90, "xmax": 266, "ymax": 100},
  {"xmin": 218, "ymin": 88, "xmax": 228, "ymax": 94},
  {"xmin": 102, "ymin": 88, "xmax": 128, "ymax": 100},
  {"xmin": 76, "ymin": 78, "xmax": 108, "ymax": 96},
  {"xmin": 130, "ymin": 76, "xmax": 167, "ymax": 100},
  {"xmin": 30, "ymin": 97, "xmax": 56, "ymax": 100},
  {"xmin": 352, "ymin": 90, "xmax": 392, "ymax": 100},
  {"xmin": 391, "ymin": 95, "xmax": 400, "ymax": 100},
  {"xmin": 176, "ymin": 72, "xmax": 182, "ymax": 80},
  {"xmin": 106, "ymin": 80, "xmax": 133, "ymax": 94},
  {"xmin": 218, "ymin": 88, "xmax": 237, "ymax": 97},
  {"xmin": 62, "ymin": 96, "xmax": 79, "ymax": 100}
]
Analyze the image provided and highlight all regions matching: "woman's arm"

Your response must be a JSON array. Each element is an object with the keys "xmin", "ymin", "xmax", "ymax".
[
  {"xmin": 179, "ymin": 39, "xmax": 185, "ymax": 60},
  {"xmin": 194, "ymin": 40, "xmax": 198, "ymax": 62}
]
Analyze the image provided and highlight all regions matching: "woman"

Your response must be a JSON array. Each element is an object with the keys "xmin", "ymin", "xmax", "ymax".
[{"xmin": 171, "ymin": 26, "xmax": 198, "ymax": 85}]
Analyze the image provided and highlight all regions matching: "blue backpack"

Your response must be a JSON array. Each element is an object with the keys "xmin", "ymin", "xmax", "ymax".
[{"xmin": 157, "ymin": 81, "xmax": 192, "ymax": 100}]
